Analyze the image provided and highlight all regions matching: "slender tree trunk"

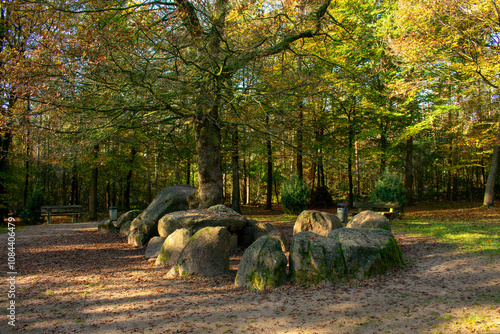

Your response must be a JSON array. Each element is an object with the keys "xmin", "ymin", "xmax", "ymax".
[
  {"xmin": 266, "ymin": 117, "xmax": 273, "ymax": 211},
  {"xmin": 89, "ymin": 145, "xmax": 99, "ymax": 221},
  {"xmin": 185, "ymin": 160, "xmax": 191, "ymax": 186},
  {"xmin": 405, "ymin": 137, "xmax": 414, "ymax": 206},
  {"xmin": 0, "ymin": 130, "xmax": 12, "ymax": 223},
  {"xmin": 355, "ymin": 141, "xmax": 360, "ymax": 197},
  {"xmin": 71, "ymin": 164, "xmax": 79, "ymax": 205},
  {"xmin": 230, "ymin": 125, "xmax": 241, "ymax": 213},
  {"xmin": 124, "ymin": 147, "xmax": 136, "ymax": 212},
  {"xmin": 297, "ymin": 106, "xmax": 304, "ymax": 181},
  {"xmin": 146, "ymin": 169, "xmax": 152, "ymax": 204},
  {"xmin": 23, "ymin": 128, "xmax": 31, "ymax": 206},
  {"xmin": 483, "ymin": 123, "xmax": 500, "ymax": 207},
  {"xmin": 348, "ymin": 125, "xmax": 354, "ymax": 207},
  {"xmin": 242, "ymin": 157, "xmax": 247, "ymax": 205},
  {"xmin": 380, "ymin": 131, "xmax": 387, "ymax": 173}
]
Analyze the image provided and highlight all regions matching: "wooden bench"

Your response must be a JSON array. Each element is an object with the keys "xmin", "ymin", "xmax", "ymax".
[
  {"xmin": 352, "ymin": 202, "xmax": 400, "ymax": 220},
  {"xmin": 41, "ymin": 205, "xmax": 83, "ymax": 224}
]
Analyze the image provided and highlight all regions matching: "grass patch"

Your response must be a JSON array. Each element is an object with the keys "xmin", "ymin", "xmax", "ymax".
[{"xmin": 394, "ymin": 219, "xmax": 500, "ymax": 256}]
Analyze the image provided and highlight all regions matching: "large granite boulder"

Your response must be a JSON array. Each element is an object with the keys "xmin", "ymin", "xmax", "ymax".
[
  {"xmin": 167, "ymin": 226, "xmax": 231, "ymax": 278},
  {"xmin": 128, "ymin": 218, "xmax": 158, "ymax": 247},
  {"xmin": 156, "ymin": 228, "xmax": 191, "ymax": 266},
  {"xmin": 328, "ymin": 228, "xmax": 403, "ymax": 280},
  {"xmin": 119, "ymin": 220, "xmax": 133, "ymax": 237},
  {"xmin": 346, "ymin": 210, "xmax": 391, "ymax": 231},
  {"xmin": 158, "ymin": 205, "xmax": 249, "ymax": 239},
  {"xmin": 145, "ymin": 236, "xmax": 166, "ymax": 259},
  {"xmin": 289, "ymin": 231, "xmax": 345, "ymax": 285},
  {"xmin": 235, "ymin": 236, "xmax": 288, "ymax": 290},
  {"xmin": 237, "ymin": 221, "xmax": 288, "ymax": 252},
  {"xmin": 293, "ymin": 210, "xmax": 343, "ymax": 237},
  {"xmin": 128, "ymin": 185, "xmax": 196, "ymax": 247},
  {"xmin": 114, "ymin": 210, "xmax": 141, "ymax": 228},
  {"xmin": 97, "ymin": 218, "xmax": 118, "ymax": 233}
]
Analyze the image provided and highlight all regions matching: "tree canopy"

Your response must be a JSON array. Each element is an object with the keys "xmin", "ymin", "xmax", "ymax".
[{"xmin": 1, "ymin": 0, "xmax": 499, "ymax": 221}]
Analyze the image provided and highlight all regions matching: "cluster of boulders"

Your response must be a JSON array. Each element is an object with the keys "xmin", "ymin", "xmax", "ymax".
[
  {"xmin": 236, "ymin": 210, "xmax": 403, "ymax": 289},
  {"xmin": 97, "ymin": 186, "xmax": 404, "ymax": 290}
]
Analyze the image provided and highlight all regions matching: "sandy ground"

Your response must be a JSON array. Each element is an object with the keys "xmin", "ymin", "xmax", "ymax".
[{"xmin": 0, "ymin": 221, "xmax": 499, "ymax": 334}]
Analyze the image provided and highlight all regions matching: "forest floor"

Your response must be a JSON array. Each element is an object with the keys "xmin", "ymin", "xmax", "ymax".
[{"xmin": 0, "ymin": 202, "xmax": 499, "ymax": 334}]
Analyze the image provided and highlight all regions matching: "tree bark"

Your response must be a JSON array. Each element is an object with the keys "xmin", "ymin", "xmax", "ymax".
[
  {"xmin": 266, "ymin": 138, "xmax": 273, "ymax": 210},
  {"xmin": 124, "ymin": 147, "xmax": 136, "ymax": 212},
  {"xmin": 297, "ymin": 102, "xmax": 304, "ymax": 181},
  {"xmin": 230, "ymin": 125, "xmax": 241, "ymax": 213},
  {"xmin": 0, "ymin": 130, "xmax": 12, "ymax": 223},
  {"xmin": 348, "ymin": 124, "xmax": 354, "ymax": 207},
  {"xmin": 71, "ymin": 164, "xmax": 79, "ymax": 205},
  {"xmin": 195, "ymin": 110, "xmax": 224, "ymax": 208},
  {"xmin": 405, "ymin": 136, "xmax": 414, "ymax": 206},
  {"xmin": 88, "ymin": 145, "xmax": 99, "ymax": 221},
  {"xmin": 483, "ymin": 123, "xmax": 500, "ymax": 207}
]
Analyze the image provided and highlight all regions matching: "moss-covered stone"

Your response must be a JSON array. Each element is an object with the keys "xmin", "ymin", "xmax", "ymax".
[
  {"xmin": 289, "ymin": 231, "xmax": 345, "ymax": 286},
  {"xmin": 155, "ymin": 228, "xmax": 191, "ymax": 266},
  {"xmin": 166, "ymin": 226, "xmax": 231, "ymax": 278},
  {"xmin": 114, "ymin": 210, "xmax": 141, "ymax": 228},
  {"xmin": 346, "ymin": 210, "xmax": 391, "ymax": 231},
  {"xmin": 128, "ymin": 218, "xmax": 158, "ymax": 247},
  {"xmin": 328, "ymin": 228, "xmax": 403, "ymax": 280},
  {"xmin": 235, "ymin": 236, "xmax": 287, "ymax": 290},
  {"xmin": 97, "ymin": 218, "xmax": 118, "ymax": 233},
  {"xmin": 293, "ymin": 210, "xmax": 343, "ymax": 237}
]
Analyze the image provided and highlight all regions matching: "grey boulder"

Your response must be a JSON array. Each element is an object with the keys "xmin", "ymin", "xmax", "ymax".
[
  {"xmin": 156, "ymin": 228, "xmax": 191, "ymax": 266},
  {"xmin": 328, "ymin": 228, "xmax": 403, "ymax": 280},
  {"xmin": 346, "ymin": 210, "xmax": 391, "ymax": 231},
  {"xmin": 145, "ymin": 236, "xmax": 166, "ymax": 259},
  {"xmin": 167, "ymin": 226, "xmax": 231, "ymax": 278},
  {"xmin": 158, "ymin": 205, "xmax": 249, "ymax": 239},
  {"xmin": 235, "ymin": 236, "xmax": 288, "ymax": 290},
  {"xmin": 293, "ymin": 210, "xmax": 343, "ymax": 237},
  {"xmin": 289, "ymin": 231, "xmax": 345, "ymax": 285},
  {"xmin": 128, "ymin": 185, "xmax": 196, "ymax": 247}
]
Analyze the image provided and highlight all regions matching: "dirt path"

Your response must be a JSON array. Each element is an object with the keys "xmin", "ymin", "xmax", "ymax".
[{"xmin": 1, "ymin": 222, "xmax": 499, "ymax": 334}]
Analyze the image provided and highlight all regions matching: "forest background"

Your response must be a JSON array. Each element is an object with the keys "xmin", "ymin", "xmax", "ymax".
[{"xmin": 1, "ymin": 0, "xmax": 499, "ymax": 223}]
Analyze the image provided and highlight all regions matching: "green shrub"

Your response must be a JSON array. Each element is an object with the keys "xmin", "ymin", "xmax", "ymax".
[
  {"xmin": 281, "ymin": 177, "xmax": 310, "ymax": 214},
  {"xmin": 21, "ymin": 188, "xmax": 45, "ymax": 225},
  {"xmin": 370, "ymin": 170, "xmax": 407, "ymax": 207}
]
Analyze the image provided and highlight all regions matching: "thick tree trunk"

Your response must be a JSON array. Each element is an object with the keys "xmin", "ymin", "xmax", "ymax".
[
  {"xmin": 405, "ymin": 137, "xmax": 414, "ymax": 206},
  {"xmin": 230, "ymin": 125, "xmax": 241, "ymax": 213},
  {"xmin": 88, "ymin": 145, "xmax": 99, "ymax": 221},
  {"xmin": 195, "ymin": 111, "xmax": 224, "ymax": 208},
  {"xmin": 483, "ymin": 124, "xmax": 500, "ymax": 207}
]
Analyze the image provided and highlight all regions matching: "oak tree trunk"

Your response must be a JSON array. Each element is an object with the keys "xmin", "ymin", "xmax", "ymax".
[{"xmin": 195, "ymin": 110, "xmax": 224, "ymax": 208}]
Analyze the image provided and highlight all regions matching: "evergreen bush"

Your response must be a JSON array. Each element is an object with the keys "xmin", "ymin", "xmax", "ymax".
[
  {"xmin": 370, "ymin": 171, "xmax": 406, "ymax": 207},
  {"xmin": 281, "ymin": 177, "xmax": 310, "ymax": 214},
  {"xmin": 21, "ymin": 188, "xmax": 45, "ymax": 225}
]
